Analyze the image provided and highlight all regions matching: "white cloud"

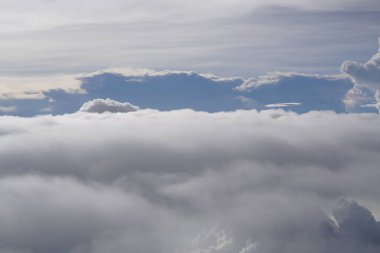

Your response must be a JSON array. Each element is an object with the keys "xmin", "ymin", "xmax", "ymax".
[
  {"xmin": 191, "ymin": 229, "xmax": 233, "ymax": 253},
  {"xmin": 265, "ymin": 102, "xmax": 301, "ymax": 108},
  {"xmin": 239, "ymin": 240, "xmax": 259, "ymax": 253},
  {"xmin": 0, "ymin": 105, "xmax": 16, "ymax": 112},
  {"xmin": 0, "ymin": 109, "xmax": 380, "ymax": 252},
  {"xmin": 0, "ymin": 75, "xmax": 83, "ymax": 100},
  {"xmin": 79, "ymin": 98, "xmax": 139, "ymax": 113},
  {"xmin": 341, "ymin": 38, "xmax": 380, "ymax": 112}
]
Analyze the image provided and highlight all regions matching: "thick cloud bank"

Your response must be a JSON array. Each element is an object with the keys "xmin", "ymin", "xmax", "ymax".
[
  {"xmin": 79, "ymin": 98, "xmax": 139, "ymax": 113},
  {"xmin": 0, "ymin": 109, "xmax": 379, "ymax": 253}
]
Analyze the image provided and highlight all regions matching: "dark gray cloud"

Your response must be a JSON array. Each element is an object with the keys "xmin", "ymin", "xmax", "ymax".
[{"xmin": 0, "ymin": 109, "xmax": 379, "ymax": 252}]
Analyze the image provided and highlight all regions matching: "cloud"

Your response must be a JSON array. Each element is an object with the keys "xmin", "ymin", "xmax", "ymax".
[
  {"xmin": 0, "ymin": 0, "xmax": 379, "ymax": 84},
  {"xmin": 191, "ymin": 229, "xmax": 233, "ymax": 253},
  {"xmin": 2, "ymin": 0, "xmax": 379, "ymax": 32},
  {"xmin": 78, "ymin": 98, "xmax": 139, "ymax": 113},
  {"xmin": 332, "ymin": 199, "xmax": 380, "ymax": 252},
  {"xmin": 0, "ymin": 109, "xmax": 380, "ymax": 252},
  {"xmin": 0, "ymin": 105, "xmax": 16, "ymax": 113},
  {"xmin": 0, "ymin": 75, "xmax": 82, "ymax": 100},
  {"xmin": 265, "ymin": 102, "xmax": 301, "ymax": 108},
  {"xmin": 341, "ymin": 37, "xmax": 380, "ymax": 112}
]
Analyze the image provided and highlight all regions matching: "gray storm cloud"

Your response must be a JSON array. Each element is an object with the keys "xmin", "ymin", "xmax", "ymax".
[{"xmin": 0, "ymin": 109, "xmax": 379, "ymax": 253}]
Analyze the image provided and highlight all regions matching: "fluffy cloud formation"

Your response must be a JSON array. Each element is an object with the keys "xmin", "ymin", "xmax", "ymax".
[
  {"xmin": 341, "ymin": 37, "xmax": 380, "ymax": 90},
  {"xmin": 341, "ymin": 37, "xmax": 380, "ymax": 112},
  {"xmin": 79, "ymin": 98, "xmax": 139, "ymax": 113},
  {"xmin": 0, "ymin": 109, "xmax": 380, "ymax": 252}
]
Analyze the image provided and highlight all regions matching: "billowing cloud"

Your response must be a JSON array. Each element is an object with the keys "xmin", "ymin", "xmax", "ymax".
[
  {"xmin": 0, "ymin": 109, "xmax": 379, "ymax": 252},
  {"xmin": 341, "ymin": 38, "xmax": 380, "ymax": 112},
  {"xmin": 79, "ymin": 98, "xmax": 139, "ymax": 113}
]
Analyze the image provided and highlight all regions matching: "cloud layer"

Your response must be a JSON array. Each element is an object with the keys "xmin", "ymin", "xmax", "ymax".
[
  {"xmin": 2, "ymin": 0, "xmax": 379, "ymax": 32},
  {"xmin": 0, "ymin": 109, "xmax": 379, "ymax": 252}
]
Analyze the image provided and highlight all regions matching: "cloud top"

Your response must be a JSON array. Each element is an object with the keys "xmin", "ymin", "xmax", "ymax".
[
  {"xmin": 78, "ymin": 98, "xmax": 139, "ymax": 113},
  {"xmin": 341, "ymin": 37, "xmax": 380, "ymax": 112}
]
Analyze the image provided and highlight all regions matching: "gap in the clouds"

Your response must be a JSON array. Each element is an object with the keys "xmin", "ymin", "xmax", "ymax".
[
  {"xmin": 1, "ymin": 36, "xmax": 380, "ymax": 116},
  {"xmin": 1, "ymin": 69, "xmax": 374, "ymax": 117}
]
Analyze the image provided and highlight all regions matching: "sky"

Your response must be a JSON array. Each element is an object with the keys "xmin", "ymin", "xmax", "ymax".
[
  {"xmin": 0, "ymin": 0, "xmax": 380, "ymax": 115},
  {"xmin": 1, "ymin": 1, "xmax": 380, "ymax": 253}
]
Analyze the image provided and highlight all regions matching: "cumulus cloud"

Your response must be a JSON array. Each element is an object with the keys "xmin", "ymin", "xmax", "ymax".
[
  {"xmin": 0, "ymin": 109, "xmax": 379, "ymax": 252},
  {"xmin": 341, "ymin": 38, "xmax": 380, "ymax": 112},
  {"xmin": 79, "ymin": 98, "xmax": 139, "ymax": 113}
]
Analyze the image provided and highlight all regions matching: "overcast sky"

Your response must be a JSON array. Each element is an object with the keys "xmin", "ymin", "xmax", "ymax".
[{"xmin": 0, "ymin": 0, "xmax": 379, "ymax": 78}]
